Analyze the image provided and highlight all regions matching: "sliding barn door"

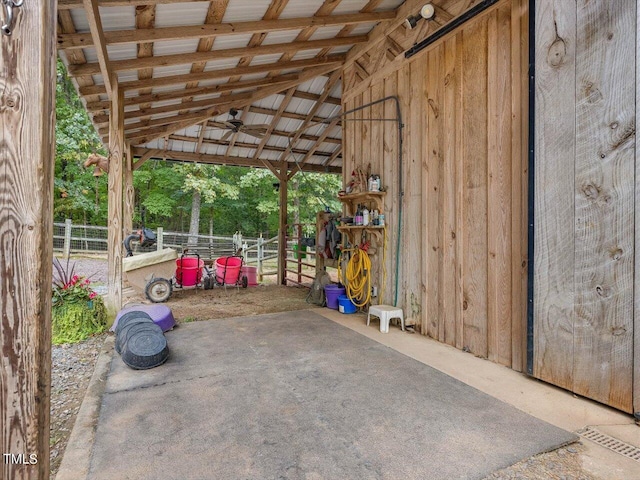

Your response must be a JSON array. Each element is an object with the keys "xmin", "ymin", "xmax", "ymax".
[{"xmin": 534, "ymin": 0, "xmax": 637, "ymax": 413}]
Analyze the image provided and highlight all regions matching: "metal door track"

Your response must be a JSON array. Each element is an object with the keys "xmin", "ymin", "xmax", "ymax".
[{"xmin": 577, "ymin": 427, "xmax": 640, "ymax": 462}]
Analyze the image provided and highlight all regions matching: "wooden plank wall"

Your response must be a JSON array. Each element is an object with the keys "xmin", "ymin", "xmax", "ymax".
[
  {"xmin": 535, "ymin": 0, "xmax": 636, "ymax": 413},
  {"xmin": 342, "ymin": 0, "xmax": 529, "ymax": 371}
]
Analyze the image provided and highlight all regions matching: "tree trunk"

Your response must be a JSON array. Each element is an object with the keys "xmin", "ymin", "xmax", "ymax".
[{"xmin": 188, "ymin": 190, "xmax": 201, "ymax": 245}]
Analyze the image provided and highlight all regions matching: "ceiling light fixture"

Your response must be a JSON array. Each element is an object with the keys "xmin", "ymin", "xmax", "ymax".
[{"xmin": 404, "ymin": 4, "xmax": 436, "ymax": 30}]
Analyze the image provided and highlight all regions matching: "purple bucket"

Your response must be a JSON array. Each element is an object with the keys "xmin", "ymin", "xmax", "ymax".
[{"xmin": 324, "ymin": 284, "xmax": 346, "ymax": 310}]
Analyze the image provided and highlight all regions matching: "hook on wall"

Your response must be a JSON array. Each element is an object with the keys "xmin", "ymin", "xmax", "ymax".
[{"xmin": 2, "ymin": 0, "xmax": 24, "ymax": 36}]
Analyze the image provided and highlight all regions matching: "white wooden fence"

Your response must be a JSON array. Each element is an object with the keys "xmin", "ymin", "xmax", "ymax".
[{"xmin": 53, "ymin": 220, "xmax": 284, "ymax": 280}]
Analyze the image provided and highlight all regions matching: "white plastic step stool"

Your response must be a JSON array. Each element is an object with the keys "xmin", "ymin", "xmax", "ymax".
[{"xmin": 367, "ymin": 305, "xmax": 404, "ymax": 333}]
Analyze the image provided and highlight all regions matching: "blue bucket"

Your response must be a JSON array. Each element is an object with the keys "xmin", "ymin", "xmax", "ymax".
[{"xmin": 338, "ymin": 295, "xmax": 357, "ymax": 314}]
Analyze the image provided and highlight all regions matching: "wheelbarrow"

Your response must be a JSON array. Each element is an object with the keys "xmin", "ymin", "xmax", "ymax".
[{"xmin": 123, "ymin": 248, "xmax": 178, "ymax": 302}]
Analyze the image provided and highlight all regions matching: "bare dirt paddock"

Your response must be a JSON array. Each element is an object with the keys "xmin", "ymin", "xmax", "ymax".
[{"xmin": 125, "ymin": 283, "xmax": 313, "ymax": 322}]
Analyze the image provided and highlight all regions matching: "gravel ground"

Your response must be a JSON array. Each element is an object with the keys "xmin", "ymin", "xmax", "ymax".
[
  {"xmin": 482, "ymin": 443, "xmax": 599, "ymax": 480},
  {"xmin": 50, "ymin": 334, "xmax": 106, "ymax": 479}
]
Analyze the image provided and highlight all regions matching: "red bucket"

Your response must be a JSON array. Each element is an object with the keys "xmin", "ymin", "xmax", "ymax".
[
  {"xmin": 215, "ymin": 257, "xmax": 242, "ymax": 285},
  {"xmin": 241, "ymin": 265, "xmax": 258, "ymax": 286},
  {"xmin": 175, "ymin": 257, "xmax": 204, "ymax": 287}
]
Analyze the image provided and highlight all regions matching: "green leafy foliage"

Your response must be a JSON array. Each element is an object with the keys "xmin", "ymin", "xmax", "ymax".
[
  {"xmin": 54, "ymin": 59, "xmax": 343, "ymax": 236},
  {"xmin": 51, "ymin": 258, "xmax": 106, "ymax": 344},
  {"xmin": 55, "ymin": 60, "xmax": 107, "ymax": 224}
]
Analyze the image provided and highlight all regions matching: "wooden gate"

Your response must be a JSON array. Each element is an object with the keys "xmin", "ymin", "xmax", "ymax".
[{"xmin": 533, "ymin": 0, "xmax": 638, "ymax": 414}]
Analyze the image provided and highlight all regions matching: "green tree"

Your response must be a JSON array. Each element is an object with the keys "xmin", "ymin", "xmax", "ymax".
[{"xmin": 54, "ymin": 59, "xmax": 107, "ymax": 224}]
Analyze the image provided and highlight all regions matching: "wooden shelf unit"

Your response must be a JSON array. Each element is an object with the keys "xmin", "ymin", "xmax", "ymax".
[{"xmin": 337, "ymin": 191, "xmax": 386, "ymax": 246}]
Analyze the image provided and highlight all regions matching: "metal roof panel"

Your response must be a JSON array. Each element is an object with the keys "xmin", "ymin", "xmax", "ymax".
[{"xmin": 155, "ymin": 2, "xmax": 212, "ymax": 27}]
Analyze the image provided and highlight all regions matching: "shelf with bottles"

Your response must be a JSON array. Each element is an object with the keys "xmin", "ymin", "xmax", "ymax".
[{"xmin": 337, "ymin": 190, "xmax": 386, "ymax": 215}]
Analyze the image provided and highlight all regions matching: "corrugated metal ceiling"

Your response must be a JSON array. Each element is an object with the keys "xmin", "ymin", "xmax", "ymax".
[{"xmin": 57, "ymin": 0, "xmax": 407, "ymax": 173}]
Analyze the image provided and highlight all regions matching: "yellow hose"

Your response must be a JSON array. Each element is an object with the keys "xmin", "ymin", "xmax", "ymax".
[{"xmin": 340, "ymin": 247, "xmax": 372, "ymax": 308}]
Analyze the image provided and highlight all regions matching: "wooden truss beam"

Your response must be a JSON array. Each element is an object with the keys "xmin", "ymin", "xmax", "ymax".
[
  {"xmin": 60, "ymin": 0, "xmax": 209, "ymax": 8},
  {"xmin": 279, "ymin": 70, "xmax": 341, "ymax": 162},
  {"xmin": 168, "ymin": 133, "xmax": 336, "ymax": 159},
  {"xmin": 79, "ymin": 55, "xmax": 344, "ymax": 95},
  {"xmin": 130, "ymin": 148, "xmax": 341, "ymax": 174},
  {"xmin": 288, "ymin": 117, "xmax": 340, "ymax": 179},
  {"xmin": 127, "ymin": 62, "xmax": 341, "ymax": 145},
  {"xmin": 57, "ymin": 11, "xmax": 394, "ymax": 49},
  {"xmin": 81, "ymin": 72, "xmax": 296, "ymax": 100},
  {"xmin": 68, "ymin": 35, "xmax": 367, "ymax": 76},
  {"xmin": 82, "ymin": 0, "xmax": 114, "ymax": 96}
]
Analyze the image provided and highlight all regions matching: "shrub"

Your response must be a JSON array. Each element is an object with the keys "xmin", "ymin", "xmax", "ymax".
[{"xmin": 52, "ymin": 258, "xmax": 106, "ymax": 344}]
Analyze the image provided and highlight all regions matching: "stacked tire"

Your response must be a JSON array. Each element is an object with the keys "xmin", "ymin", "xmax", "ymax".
[{"xmin": 115, "ymin": 311, "xmax": 169, "ymax": 369}]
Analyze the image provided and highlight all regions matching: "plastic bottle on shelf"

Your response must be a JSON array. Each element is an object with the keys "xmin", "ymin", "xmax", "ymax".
[
  {"xmin": 379, "ymin": 214, "xmax": 385, "ymax": 226},
  {"xmin": 372, "ymin": 209, "xmax": 379, "ymax": 226},
  {"xmin": 355, "ymin": 204, "xmax": 363, "ymax": 226},
  {"xmin": 362, "ymin": 206, "xmax": 369, "ymax": 226}
]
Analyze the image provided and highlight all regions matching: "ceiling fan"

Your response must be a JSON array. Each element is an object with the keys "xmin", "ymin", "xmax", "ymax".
[{"xmin": 212, "ymin": 108, "xmax": 270, "ymax": 141}]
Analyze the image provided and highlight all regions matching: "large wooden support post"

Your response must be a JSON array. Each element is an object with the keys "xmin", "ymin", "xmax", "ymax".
[
  {"xmin": 123, "ymin": 143, "xmax": 134, "ymax": 234},
  {"xmin": 277, "ymin": 168, "xmax": 289, "ymax": 285},
  {"xmin": 107, "ymin": 81, "xmax": 124, "ymax": 315},
  {"xmin": 0, "ymin": 0, "xmax": 57, "ymax": 478}
]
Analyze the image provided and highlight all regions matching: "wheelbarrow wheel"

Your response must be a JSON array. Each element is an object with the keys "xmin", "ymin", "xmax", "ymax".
[
  {"xmin": 145, "ymin": 278, "xmax": 172, "ymax": 303},
  {"xmin": 203, "ymin": 276, "xmax": 212, "ymax": 290},
  {"xmin": 241, "ymin": 275, "xmax": 248, "ymax": 289}
]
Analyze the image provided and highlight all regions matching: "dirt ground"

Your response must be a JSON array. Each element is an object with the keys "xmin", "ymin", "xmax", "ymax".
[
  {"xmin": 124, "ymin": 283, "xmax": 314, "ymax": 321},
  {"xmin": 51, "ymin": 256, "xmax": 603, "ymax": 480}
]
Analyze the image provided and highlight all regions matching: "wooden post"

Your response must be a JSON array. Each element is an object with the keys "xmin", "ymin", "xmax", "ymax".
[
  {"xmin": 277, "ymin": 169, "xmax": 289, "ymax": 285},
  {"xmin": 156, "ymin": 226, "xmax": 163, "ymax": 251},
  {"xmin": 63, "ymin": 218, "xmax": 73, "ymax": 258},
  {"xmin": 0, "ymin": 0, "xmax": 56, "ymax": 477},
  {"xmin": 123, "ymin": 143, "xmax": 134, "ymax": 235},
  {"xmin": 107, "ymin": 80, "xmax": 124, "ymax": 315},
  {"xmin": 296, "ymin": 223, "xmax": 303, "ymax": 285},
  {"xmin": 258, "ymin": 234, "xmax": 264, "ymax": 281}
]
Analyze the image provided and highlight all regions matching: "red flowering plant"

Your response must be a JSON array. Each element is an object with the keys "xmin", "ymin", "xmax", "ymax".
[
  {"xmin": 52, "ymin": 257, "xmax": 106, "ymax": 344},
  {"xmin": 52, "ymin": 258, "xmax": 98, "ymax": 306}
]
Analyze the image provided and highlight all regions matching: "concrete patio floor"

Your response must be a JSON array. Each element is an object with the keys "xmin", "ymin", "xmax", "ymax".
[{"xmin": 58, "ymin": 309, "xmax": 640, "ymax": 479}]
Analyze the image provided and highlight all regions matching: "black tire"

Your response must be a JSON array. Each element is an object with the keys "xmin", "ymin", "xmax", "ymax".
[
  {"xmin": 121, "ymin": 325, "xmax": 169, "ymax": 370},
  {"xmin": 241, "ymin": 275, "xmax": 248, "ymax": 289},
  {"xmin": 145, "ymin": 277, "xmax": 172, "ymax": 303},
  {"xmin": 203, "ymin": 276, "xmax": 212, "ymax": 290}
]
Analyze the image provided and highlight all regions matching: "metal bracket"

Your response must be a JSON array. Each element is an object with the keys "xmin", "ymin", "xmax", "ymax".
[{"xmin": 2, "ymin": 0, "xmax": 24, "ymax": 36}]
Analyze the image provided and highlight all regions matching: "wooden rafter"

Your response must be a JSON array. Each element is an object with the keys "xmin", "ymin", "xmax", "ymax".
[
  {"xmin": 195, "ymin": 122, "xmax": 207, "ymax": 154},
  {"xmin": 323, "ymin": 146, "xmax": 342, "ymax": 167},
  {"xmin": 169, "ymin": 133, "xmax": 336, "ymax": 159},
  {"xmin": 132, "ymin": 148, "xmax": 162, "ymax": 170},
  {"xmin": 60, "ymin": 0, "xmax": 209, "ymax": 8},
  {"xmin": 288, "ymin": 117, "xmax": 340, "ymax": 179},
  {"xmin": 70, "ymin": 35, "xmax": 367, "ymax": 76},
  {"xmin": 82, "ymin": 0, "xmax": 114, "ymax": 95},
  {"xmin": 92, "ymin": 91, "xmax": 254, "ymax": 125},
  {"xmin": 130, "ymin": 148, "xmax": 340, "ymax": 174},
  {"xmin": 82, "ymin": 73, "xmax": 297, "ymax": 101},
  {"xmin": 344, "ymin": 0, "xmax": 425, "ymax": 69},
  {"xmin": 279, "ymin": 70, "xmax": 341, "ymax": 162},
  {"xmin": 57, "ymin": 11, "xmax": 394, "ymax": 49},
  {"xmin": 134, "ymin": 5, "xmax": 156, "ymax": 119},
  {"xmin": 80, "ymin": 55, "xmax": 344, "ymax": 95},
  {"xmin": 251, "ymin": 87, "xmax": 296, "ymax": 175},
  {"xmin": 128, "ymin": 62, "xmax": 342, "ymax": 145}
]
